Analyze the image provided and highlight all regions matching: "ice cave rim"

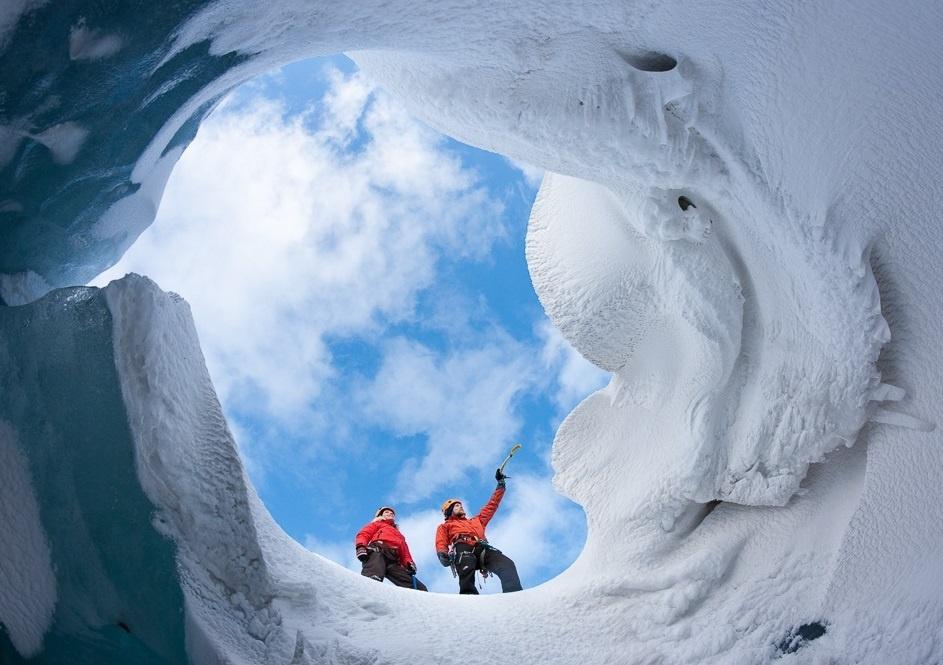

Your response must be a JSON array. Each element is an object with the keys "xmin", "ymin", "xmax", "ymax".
[
  {"xmin": 5, "ymin": 8, "xmax": 887, "ymax": 519},
  {"xmin": 95, "ymin": 54, "xmax": 604, "ymax": 591},
  {"xmin": 102, "ymin": 52, "xmax": 883, "ymax": 570},
  {"xmin": 2, "ymin": 0, "xmax": 917, "ymax": 598}
]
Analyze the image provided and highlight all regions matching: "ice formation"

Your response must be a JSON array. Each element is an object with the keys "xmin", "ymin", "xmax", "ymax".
[{"xmin": 2, "ymin": 1, "xmax": 943, "ymax": 664}]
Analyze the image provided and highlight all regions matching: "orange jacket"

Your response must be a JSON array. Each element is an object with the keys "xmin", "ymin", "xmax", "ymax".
[
  {"xmin": 435, "ymin": 487, "xmax": 505, "ymax": 553},
  {"xmin": 355, "ymin": 518, "xmax": 416, "ymax": 567}
]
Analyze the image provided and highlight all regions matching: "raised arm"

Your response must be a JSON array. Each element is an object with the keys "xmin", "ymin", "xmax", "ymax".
[{"xmin": 476, "ymin": 486, "xmax": 506, "ymax": 528}]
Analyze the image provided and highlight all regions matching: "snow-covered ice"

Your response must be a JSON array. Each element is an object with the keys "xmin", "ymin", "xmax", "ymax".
[
  {"xmin": 2, "ymin": 0, "xmax": 943, "ymax": 663},
  {"xmin": 68, "ymin": 19, "xmax": 123, "ymax": 61},
  {"xmin": 0, "ymin": 422, "xmax": 56, "ymax": 658}
]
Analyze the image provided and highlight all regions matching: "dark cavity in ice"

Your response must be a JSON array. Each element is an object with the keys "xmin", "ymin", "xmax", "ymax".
[
  {"xmin": 619, "ymin": 49, "xmax": 678, "ymax": 72},
  {"xmin": 776, "ymin": 621, "xmax": 827, "ymax": 656}
]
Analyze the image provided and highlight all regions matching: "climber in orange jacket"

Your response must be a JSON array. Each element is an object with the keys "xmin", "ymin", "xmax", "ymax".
[
  {"xmin": 355, "ymin": 506, "xmax": 427, "ymax": 591},
  {"xmin": 435, "ymin": 468, "xmax": 522, "ymax": 594}
]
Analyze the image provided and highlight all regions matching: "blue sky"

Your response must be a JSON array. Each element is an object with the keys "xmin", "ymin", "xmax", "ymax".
[{"xmin": 95, "ymin": 55, "xmax": 608, "ymax": 593}]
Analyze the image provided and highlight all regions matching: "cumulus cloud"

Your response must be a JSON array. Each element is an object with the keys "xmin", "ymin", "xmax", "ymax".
[
  {"xmin": 303, "ymin": 534, "xmax": 360, "ymax": 573},
  {"xmin": 357, "ymin": 335, "xmax": 537, "ymax": 502},
  {"xmin": 395, "ymin": 508, "xmax": 457, "ymax": 591},
  {"xmin": 93, "ymin": 68, "xmax": 507, "ymax": 474},
  {"xmin": 505, "ymin": 156, "xmax": 544, "ymax": 190},
  {"xmin": 538, "ymin": 319, "xmax": 610, "ymax": 412}
]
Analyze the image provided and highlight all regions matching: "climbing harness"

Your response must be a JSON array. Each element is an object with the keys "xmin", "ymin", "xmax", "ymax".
[{"xmin": 448, "ymin": 538, "xmax": 501, "ymax": 582}]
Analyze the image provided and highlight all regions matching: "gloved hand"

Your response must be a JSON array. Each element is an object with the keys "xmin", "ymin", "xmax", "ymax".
[
  {"xmin": 405, "ymin": 562, "xmax": 417, "ymax": 575},
  {"xmin": 437, "ymin": 551, "xmax": 451, "ymax": 567},
  {"xmin": 495, "ymin": 467, "xmax": 507, "ymax": 488},
  {"xmin": 356, "ymin": 546, "xmax": 369, "ymax": 562}
]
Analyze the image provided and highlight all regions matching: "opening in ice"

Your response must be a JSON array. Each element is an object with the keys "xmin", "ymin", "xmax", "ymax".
[
  {"xmin": 93, "ymin": 55, "xmax": 602, "ymax": 594},
  {"xmin": 618, "ymin": 49, "xmax": 678, "ymax": 72},
  {"xmin": 7, "ymin": 2, "xmax": 943, "ymax": 662}
]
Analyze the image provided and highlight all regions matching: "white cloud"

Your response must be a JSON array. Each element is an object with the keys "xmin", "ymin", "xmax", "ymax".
[
  {"xmin": 395, "ymin": 508, "xmax": 457, "ymax": 592},
  {"xmin": 303, "ymin": 534, "xmax": 360, "ymax": 573},
  {"xmin": 538, "ymin": 320, "xmax": 610, "ymax": 412},
  {"xmin": 357, "ymin": 336, "xmax": 537, "ymax": 502},
  {"xmin": 321, "ymin": 67, "xmax": 372, "ymax": 142},
  {"xmin": 93, "ymin": 68, "xmax": 508, "ymax": 476},
  {"xmin": 504, "ymin": 156, "xmax": 544, "ymax": 190}
]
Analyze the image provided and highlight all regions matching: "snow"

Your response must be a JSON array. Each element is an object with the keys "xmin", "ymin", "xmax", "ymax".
[
  {"xmin": 0, "ymin": 121, "xmax": 27, "ymax": 170},
  {"xmin": 0, "ymin": 270, "xmax": 920, "ymax": 663},
  {"xmin": 2, "ymin": 0, "xmax": 943, "ymax": 663},
  {"xmin": 31, "ymin": 122, "xmax": 89, "ymax": 165},
  {"xmin": 0, "ymin": 422, "xmax": 56, "ymax": 658},
  {"xmin": 68, "ymin": 19, "xmax": 123, "ymax": 61},
  {"xmin": 103, "ymin": 275, "xmax": 282, "ymax": 662},
  {"xmin": 90, "ymin": 147, "xmax": 183, "ymax": 245},
  {"xmin": 0, "ymin": 0, "xmax": 46, "ymax": 51},
  {"xmin": 0, "ymin": 270, "xmax": 52, "ymax": 306}
]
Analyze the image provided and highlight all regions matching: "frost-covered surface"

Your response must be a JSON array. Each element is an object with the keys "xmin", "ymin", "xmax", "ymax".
[
  {"xmin": 0, "ymin": 285, "xmax": 187, "ymax": 664},
  {"xmin": 3, "ymin": 0, "xmax": 943, "ymax": 663},
  {"xmin": 0, "ymin": 274, "xmax": 935, "ymax": 664},
  {"xmin": 0, "ymin": 422, "xmax": 56, "ymax": 658}
]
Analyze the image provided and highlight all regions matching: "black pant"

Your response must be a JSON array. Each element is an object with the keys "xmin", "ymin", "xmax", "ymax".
[
  {"xmin": 361, "ymin": 548, "xmax": 428, "ymax": 591},
  {"xmin": 453, "ymin": 542, "xmax": 522, "ymax": 594}
]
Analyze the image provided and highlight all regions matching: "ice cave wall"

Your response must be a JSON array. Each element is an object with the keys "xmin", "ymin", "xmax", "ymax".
[{"xmin": 2, "ymin": 0, "xmax": 943, "ymax": 663}]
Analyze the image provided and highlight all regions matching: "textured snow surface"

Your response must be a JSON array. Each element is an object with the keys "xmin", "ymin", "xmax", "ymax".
[
  {"xmin": 2, "ymin": 0, "xmax": 943, "ymax": 663},
  {"xmin": 0, "ymin": 270, "xmax": 52, "ymax": 306},
  {"xmin": 0, "ymin": 422, "xmax": 56, "ymax": 658},
  {"xmin": 0, "ymin": 274, "xmax": 930, "ymax": 665}
]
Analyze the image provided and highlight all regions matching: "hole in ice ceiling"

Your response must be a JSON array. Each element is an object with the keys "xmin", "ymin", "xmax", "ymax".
[
  {"xmin": 677, "ymin": 195, "xmax": 695, "ymax": 211},
  {"xmin": 619, "ymin": 49, "xmax": 678, "ymax": 73},
  {"xmin": 92, "ymin": 54, "xmax": 605, "ymax": 593},
  {"xmin": 775, "ymin": 621, "xmax": 827, "ymax": 656}
]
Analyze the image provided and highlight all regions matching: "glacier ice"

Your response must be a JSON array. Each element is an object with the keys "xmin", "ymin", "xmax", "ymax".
[
  {"xmin": 0, "ymin": 274, "xmax": 877, "ymax": 663},
  {"xmin": 0, "ymin": 285, "xmax": 186, "ymax": 663},
  {"xmin": 0, "ymin": 422, "xmax": 55, "ymax": 658},
  {"xmin": 3, "ymin": 0, "xmax": 943, "ymax": 663}
]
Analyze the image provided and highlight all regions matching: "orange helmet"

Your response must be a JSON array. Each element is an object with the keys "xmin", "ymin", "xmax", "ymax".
[{"xmin": 440, "ymin": 498, "xmax": 462, "ymax": 517}]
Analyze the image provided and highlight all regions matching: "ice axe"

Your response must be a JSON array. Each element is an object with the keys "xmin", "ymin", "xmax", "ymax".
[{"xmin": 497, "ymin": 443, "xmax": 523, "ymax": 476}]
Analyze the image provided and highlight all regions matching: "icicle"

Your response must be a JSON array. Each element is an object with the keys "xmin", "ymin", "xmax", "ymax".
[
  {"xmin": 869, "ymin": 383, "xmax": 906, "ymax": 402},
  {"xmin": 870, "ymin": 407, "xmax": 936, "ymax": 432}
]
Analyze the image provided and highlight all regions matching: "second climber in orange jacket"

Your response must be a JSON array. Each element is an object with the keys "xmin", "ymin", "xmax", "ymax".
[
  {"xmin": 355, "ymin": 506, "xmax": 428, "ymax": 591},
  {"xmin": 435, "ymin": 468, "xmax": 522, "ymax": 594}
]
